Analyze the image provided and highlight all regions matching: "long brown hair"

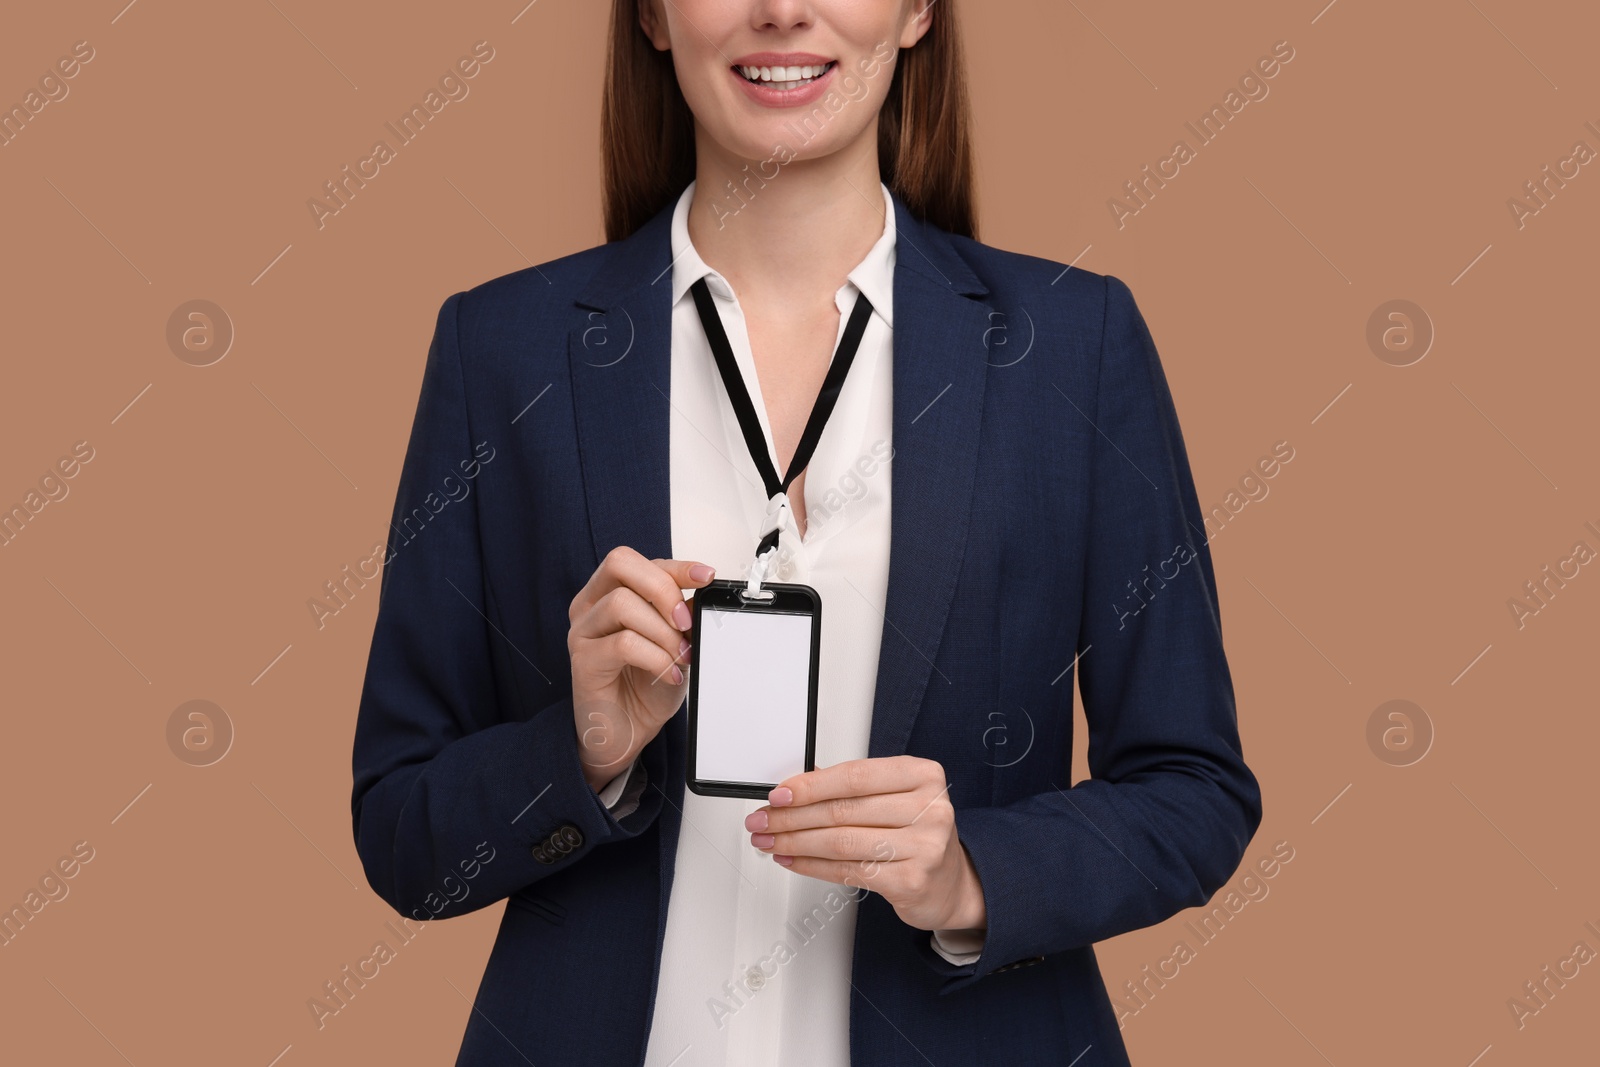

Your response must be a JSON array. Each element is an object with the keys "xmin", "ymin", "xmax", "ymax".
[{"xmin": 600, "ymin": 0, "xmax": 977, "ymax": 243}]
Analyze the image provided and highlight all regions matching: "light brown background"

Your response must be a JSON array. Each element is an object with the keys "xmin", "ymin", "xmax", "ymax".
[{"xmin": 2, "ymin": 0, "xmax": 1596, "ymax": 1063}]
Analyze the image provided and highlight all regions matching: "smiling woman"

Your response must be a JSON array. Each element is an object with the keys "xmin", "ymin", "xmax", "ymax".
[
  {"xmin": 682, "ymin": 39, "xmax": 900, "ymax": 229},
  {"xmin": 350, "ymin": 2, "xmax": 1261, "ymax": 1065},
  {"xmin": 599, "ymin": 0, "xmax": 973, "ymax": 241}
]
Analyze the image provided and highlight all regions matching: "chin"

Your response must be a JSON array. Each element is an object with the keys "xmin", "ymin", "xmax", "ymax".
[
  {"xmin": 736, "ymin": 118, "xmax": 852, "ymax": 160},
  {"xmin": 709, "ymin": 125, "xmax": 801, "ymax": 163}
]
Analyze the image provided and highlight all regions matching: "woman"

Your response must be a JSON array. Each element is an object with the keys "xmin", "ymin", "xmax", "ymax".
[{"xmin": 350, "ymin": 1, "xmax": 1262, "ymax": 1064}]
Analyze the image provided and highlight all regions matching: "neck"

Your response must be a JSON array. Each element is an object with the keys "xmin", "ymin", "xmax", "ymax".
[{"xmin": 687, "ymin": 124, "xmax": 887, "ymax": 309}]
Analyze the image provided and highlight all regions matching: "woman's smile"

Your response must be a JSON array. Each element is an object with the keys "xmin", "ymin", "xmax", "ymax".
[{"xmin": 729, "ymin": 50, "xmax": 839, "ymax": 107}]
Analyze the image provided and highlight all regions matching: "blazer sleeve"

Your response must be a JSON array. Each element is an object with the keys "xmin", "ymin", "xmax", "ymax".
[
  {"xmin": 915, "ymin": 274, "xmax": 1263, "ymax": 992},
  {"xmin": 350, "ymin": 290, "xmax": 668, "ymax": 923}
]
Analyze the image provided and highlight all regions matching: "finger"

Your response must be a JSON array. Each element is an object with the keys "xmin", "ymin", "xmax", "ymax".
[
  {"xmin": 618, "ymin": 556, "xmax": 708, "ymax": 636},
  {"xmin": 573, "ymin": 547, "xmax": 714, "ymax": 628},
  {"xmin": 573, "ymin": 585, "xmax": 689, "ymax": 664},
  {"xmin": 770, "ymin": 755, "xmax": 936, "ymax": 809},
  {"xmin": 570, "ymin": 545, "xmax": 646, "ymax": 622},
  {"xmin": 587, "ymin": 628, "xmax": 685, "ymax": 687},
  {"xmin": 752, "ymin": 824, "xmax": 910, "ymax": 864},
  {"xmin": 770, "ymin": 853, "xmax": 904, "ymax": 895},
  {"xmin": 751, "ymin": 790, "xmax": 927, "ymax": 835},
  {"xmin": 648, "ymin": 556, "xmax": 718, "ymax": 590}
]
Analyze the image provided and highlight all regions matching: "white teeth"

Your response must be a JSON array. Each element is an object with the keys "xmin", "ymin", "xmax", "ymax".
[{"xmin": 738, "ymin": 62, "xmax": 831, "ymax": 86}]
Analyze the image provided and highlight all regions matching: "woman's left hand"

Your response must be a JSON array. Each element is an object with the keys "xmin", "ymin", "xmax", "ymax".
[{"xmin": 745, "ymin": 755, "xmax": 987, "ymax": 934}]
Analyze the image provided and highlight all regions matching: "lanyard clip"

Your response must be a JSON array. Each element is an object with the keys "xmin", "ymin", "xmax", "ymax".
[
  {"xmin": 743, "ymin": 495, "xmax": 787, "ymax": 600},
  {"xmin": 743, "ymin": 544, "xmax": 779, "ymax": 600}
]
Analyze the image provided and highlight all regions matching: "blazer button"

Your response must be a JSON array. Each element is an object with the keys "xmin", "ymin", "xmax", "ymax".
[
  {"xmin": 557, "ymin": 824, "xmax": 583, "ymax": 850},
  {"xmin": 532, "ymin": 844, "xmax": 554, "ymax": 864}
]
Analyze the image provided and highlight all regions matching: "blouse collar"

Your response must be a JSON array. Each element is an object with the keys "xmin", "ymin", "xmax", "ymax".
[{"xmin": 668, "ymin": 177, "xmax": 896, "ymax": 328}]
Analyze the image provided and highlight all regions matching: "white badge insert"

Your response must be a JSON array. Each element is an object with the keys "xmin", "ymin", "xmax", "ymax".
[
  {"xmin": 686, "ymin": 575, "xmax": 821, "ymax": 798},
  {"xmin": 693, "ymin": 604, "xmax": 812, "ymax": 785}
]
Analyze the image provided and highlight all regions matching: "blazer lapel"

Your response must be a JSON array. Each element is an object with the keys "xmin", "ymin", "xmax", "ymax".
[
  {"xmin": 565, "ymin": 188, "xmax": 994, "ymax": 763},
  {"xmin": 568, "ymin": 204, "xmax": 678, "ymax": 568},
  {"xmin": 867, "ymin": 195, "xmax": 992, "ymax": 760}
]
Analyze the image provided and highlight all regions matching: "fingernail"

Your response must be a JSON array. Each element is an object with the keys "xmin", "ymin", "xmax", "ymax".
[
  {"xmin": 673, "ymin": 602, "xmax": 692, "ymax": 630},
  {"xmin": 679, "ymin": 637, "xmax": 691, "ymax": 658},
  {"xmin": 689, "ymin": 564, "xmax": 714, "ymax": 582},
  {"xmin": 769, "ymin": 787, "xmax": 792, "ymax": 807},
  {"xmin": 744, "ymin": 810, "xmax": 768, "ymax": 831},
  {"xmin": 670, "ymin": 665, "xmax": 683, "ymax": 685},
  {"xmin": 751, "ymin": 833, "xmax": 775, "ymax": 849},
  {"xmin": 774, "ymin": 854, "xmax": 793, "ymax": 866}
]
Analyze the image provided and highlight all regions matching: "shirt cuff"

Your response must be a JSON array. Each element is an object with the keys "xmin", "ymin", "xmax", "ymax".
[
  {"xmin": 930, "ymin": 927, "xmax": 985, "ymax": 966},
  {"xmin": 595, "ymin": 754, "xmax": 645, "ymax": 820}
]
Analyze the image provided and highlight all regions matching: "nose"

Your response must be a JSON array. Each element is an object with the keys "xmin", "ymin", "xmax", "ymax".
[{"xmin": 749, "ymin": 0, "xmax": 814, "ymax": 33}]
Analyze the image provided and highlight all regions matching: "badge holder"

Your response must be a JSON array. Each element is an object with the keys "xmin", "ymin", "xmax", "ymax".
[
  {"xmin": 681, "ymin": 274, "xmax": 869, "ymax": 800},
  {"xmin": 685, "ymin": 546, "xmax": 821, "ymax": 800}
]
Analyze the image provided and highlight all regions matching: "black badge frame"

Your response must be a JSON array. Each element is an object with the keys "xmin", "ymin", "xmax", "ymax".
[{"xmin": 685, "ymin": 578, "xmax": 821, "ymax": 799}]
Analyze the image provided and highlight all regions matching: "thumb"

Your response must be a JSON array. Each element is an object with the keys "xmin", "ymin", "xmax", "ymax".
[{"xmin": 652, "ymin": 558, "xmax": 717, "ymax": 588}]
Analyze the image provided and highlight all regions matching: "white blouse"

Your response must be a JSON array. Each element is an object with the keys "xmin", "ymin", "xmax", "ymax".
[{"xmin": 595, "ymin": 179, "xmax": 983, "ymax": 1066}]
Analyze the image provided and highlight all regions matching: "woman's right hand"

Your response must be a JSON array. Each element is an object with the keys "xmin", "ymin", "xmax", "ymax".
[{"xmin": 567, "ymin": 547, "xmax": 715, "ymax": 793}]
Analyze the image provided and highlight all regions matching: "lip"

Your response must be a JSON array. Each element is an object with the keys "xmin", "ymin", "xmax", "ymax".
[
  {"xmin": 731, "ymin": 52, "xmax": 834, "ymax": 68},
  {"xmin": 729, "ymin": 55, "xmax": 839, "ymax": 109}
]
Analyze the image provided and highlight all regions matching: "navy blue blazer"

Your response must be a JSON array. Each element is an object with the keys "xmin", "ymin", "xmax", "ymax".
[{"xmin": 351, "ymin": 188, "xmax": 1262, "ymax": 1066}]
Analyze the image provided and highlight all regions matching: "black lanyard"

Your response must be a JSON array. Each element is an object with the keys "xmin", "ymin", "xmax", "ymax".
[{"xmin": 689, "ymin": 274, "xmax": 876, "ymax": 562}]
